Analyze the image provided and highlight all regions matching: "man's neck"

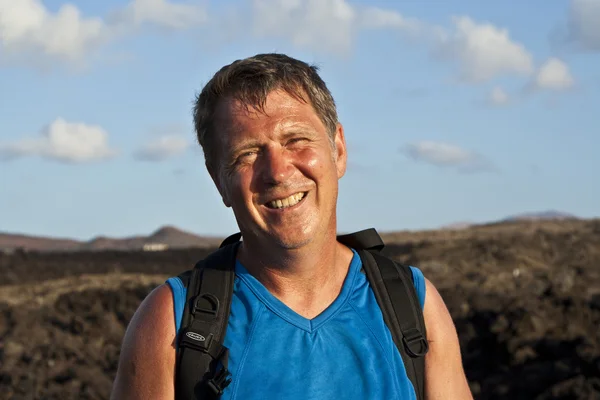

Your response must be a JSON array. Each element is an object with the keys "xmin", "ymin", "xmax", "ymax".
[{"xmin": 237, "ymin": 231, "xmax": 354, "ymax": 320}]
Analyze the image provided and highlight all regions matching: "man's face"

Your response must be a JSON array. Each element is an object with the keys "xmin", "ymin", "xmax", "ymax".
[{"xmin": 210, "ymin": 89, "xmax": 347, "ymax": 249}]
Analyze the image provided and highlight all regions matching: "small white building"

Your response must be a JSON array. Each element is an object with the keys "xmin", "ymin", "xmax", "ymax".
[{"xmin": 143, "ymin": 243, "xmax": 169, "ymax": 252}]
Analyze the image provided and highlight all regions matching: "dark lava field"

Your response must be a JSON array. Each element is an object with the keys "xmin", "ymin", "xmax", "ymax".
[{"xmin": 1, "ymin": 219, "xmax": 599, "ymax": 399}]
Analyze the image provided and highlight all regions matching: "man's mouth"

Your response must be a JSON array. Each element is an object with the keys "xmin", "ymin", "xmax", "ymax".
[{"xmin": 265, "ymin": 192, "xmax": 307, "ymax": 209}]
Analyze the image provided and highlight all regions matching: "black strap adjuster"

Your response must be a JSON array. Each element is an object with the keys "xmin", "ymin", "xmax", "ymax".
[
  {"xmin": 206, "ymin": 366, "xmax": 232, "ymax": 395},
  {"xmin": 192, "ymin": 293, "xmax": 220, "ymax": 318},
  {"xmin": 402, "ymin": 328, "xmax": 429, "ymax": 357}
]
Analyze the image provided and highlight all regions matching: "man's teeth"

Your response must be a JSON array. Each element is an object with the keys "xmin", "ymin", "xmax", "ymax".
[{"xmin": 269, "ymin": 192, "xmax": 305, "ymax": 209}]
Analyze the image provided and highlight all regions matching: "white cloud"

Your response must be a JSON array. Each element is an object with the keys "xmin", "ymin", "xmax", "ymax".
[
  {"xmin": 434, "ymin": 16, "xmax": 534, "ymax": 83},
  {"xmin": 0, "ymin": 0, "xmax": 208, "ymax": 68},
  {"xmin": 252, "ymin": 0, "xmax": 357, "ymax": 54},
  {"xmin": 251, "ymin": 0, "xmax": 420, "ymax": 55},
  {"xmin": 566, "ymin": 0, "xmax": 600, "ymax": 51},
  {"xmin": 0, "ymin": 0, "xmax": 108, "ymax": 64},
  {"xmin": 533, "ymin": 58, "xmax": 575, "ymax": 90},
  {"xmin": 488, "ymin": 86, "xmax": 510, "ymax": 106},
  {"xmin": 359, "ymin": 7, "xmax": 422, "ymax": 33},
  {"xmin": 249, "ymin": 4, "xmax": 536, "ymax": 83},
  {"xmin": 111, "ymin": 0, "xmax": 208, "ymax": 31},
  {"xmin": 402, "ymin": 140, "xmax": 494, "ymax": 173},
  {"xmin": 1, "ymin": 0, "xmax": 543, "ymax": 87},
  {"xmin": 0, "ymin": 118, "xmax": 118, "ymax": 163},
  {"xmin": 133, "ymin": 135, "xmax": 190, "ymax": 161}
]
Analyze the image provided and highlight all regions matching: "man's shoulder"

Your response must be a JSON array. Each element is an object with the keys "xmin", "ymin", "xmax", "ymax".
[
  {"xmin": 110, "ymin": 283, "xmax": 177, "ymax": 399},
  {"xmin": 121, "ymin": 282, "xmax": 176, "ymax": 346}
]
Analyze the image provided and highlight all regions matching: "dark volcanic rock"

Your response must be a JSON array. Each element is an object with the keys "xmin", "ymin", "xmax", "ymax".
[
  {"xmin": 0, "ymin": 282, "xmax": 159, "ymax": 400},
  {"xmin": 0, "ymin": 219, "xmax": 599, "ymax": 399}
]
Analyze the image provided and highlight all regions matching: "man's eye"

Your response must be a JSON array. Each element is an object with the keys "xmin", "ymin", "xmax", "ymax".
[
  {"xmin": 240, "ymin": 151, "xmax": 256, "ymax": 158},
  {"xmin": 287, "ymin": 138, "xmax": 306, "ymax": 145},
  {"xmin": 235, "ymin": 151, "xmax": 256, "ymax": 163}
]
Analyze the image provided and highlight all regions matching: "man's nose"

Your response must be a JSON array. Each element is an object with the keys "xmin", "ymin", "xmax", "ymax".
[{"xmin": 261, "ymin": 147, "xmax": 293, "ymax": 184}]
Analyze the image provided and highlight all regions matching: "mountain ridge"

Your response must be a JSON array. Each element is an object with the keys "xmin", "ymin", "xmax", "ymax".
[
  {"xmin": 0, "ymin": 210, "xmax": 584, "ymax": 252},
  {"xmin": 0, "ymin": 225, "xmax": 223, "ymax": 252}
]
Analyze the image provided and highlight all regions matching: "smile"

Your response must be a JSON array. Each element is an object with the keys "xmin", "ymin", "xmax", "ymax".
[{"xmin": 266, "ymin": 192, "xmax": 306, "ymax": 209}]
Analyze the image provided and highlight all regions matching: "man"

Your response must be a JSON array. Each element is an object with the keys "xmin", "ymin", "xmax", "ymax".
[{"xmin": 111, "ymin": 53, "xmax": 473, "ymax": 399}]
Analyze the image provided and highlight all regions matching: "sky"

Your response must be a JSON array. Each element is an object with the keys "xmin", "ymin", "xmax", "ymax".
[{"xmin": 1, "ymin": 0, "xmax": 599, "ymax": 240}]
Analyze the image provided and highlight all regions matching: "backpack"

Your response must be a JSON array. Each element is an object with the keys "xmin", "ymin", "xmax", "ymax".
[{"xmin": 174, "ymin": 228, "xmax": 429, "ymax": 400}]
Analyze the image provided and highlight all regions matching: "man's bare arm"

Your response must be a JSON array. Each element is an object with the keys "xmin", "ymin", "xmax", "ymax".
[
  {"xmin": 110, "ymin": 284, "xmax": 177, "ymax": 400},
  {"xmin": 423, "ymin": 278, "xmax": 473, "ymax": 400}
]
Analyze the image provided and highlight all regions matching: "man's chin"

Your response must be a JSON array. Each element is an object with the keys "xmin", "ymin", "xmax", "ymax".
[
  {"xmin": 261, "ymin": 228, "xmax": 315, "ymax": 250},
  {"xmin": 239, "ymin": 219, "xmax": 319, "ymax": 250},
  {"xmin": 270, "ymin": 234, "xmax": 311, "ymax": 250}
]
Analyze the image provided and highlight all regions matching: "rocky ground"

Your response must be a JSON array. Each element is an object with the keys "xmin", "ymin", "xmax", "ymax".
[{"xmin": 1, "ymin": 219, "xmax": 599, "ymax": 399}]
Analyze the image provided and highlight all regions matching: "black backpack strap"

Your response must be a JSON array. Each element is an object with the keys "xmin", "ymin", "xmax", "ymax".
[
  {"xmin": 219, "ymin": 232, "xmax": 242, "ymax": 248},
  {"xmin": 339, "ymin": 229, "xmax": 428, "ymax": 400},
  {"xmin": 362, "ymin": 251, "xmax": 428, "ymax": 399},
  {"xmin": 337, "ymin": 228, "xmax": 385, "ymax": 251},
  {"xmin": 175, "ymin": 242, "xmax": 239, "ymax": 400}
]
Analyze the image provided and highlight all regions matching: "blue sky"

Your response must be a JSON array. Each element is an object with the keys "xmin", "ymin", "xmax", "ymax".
[{"xmin": 1, "ymin": 0, "xmax": 599, "ymax": 240}]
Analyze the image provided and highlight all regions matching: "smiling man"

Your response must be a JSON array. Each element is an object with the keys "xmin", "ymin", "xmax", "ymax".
[{"xmin": 111, "ymin": 53, "xmax": 473, "ymax": 400}]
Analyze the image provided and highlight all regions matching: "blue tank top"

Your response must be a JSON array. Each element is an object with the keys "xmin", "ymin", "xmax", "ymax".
[{"xmin": 166, "ymin": 248, "xmax": 426, "ymax": 400}]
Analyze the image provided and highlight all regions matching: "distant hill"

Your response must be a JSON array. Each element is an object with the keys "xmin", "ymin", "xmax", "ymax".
[
  {"xmin": 500, "ymin": 210, "xmax": 578, "ymax": 222},
  {"xmin": 0, "ymin": 210, "xmax": 583, "ymax": 252},
  {"xmin": 0, "ymin": 226, "xmax": 223, "ymax": 252},
  {"xmin": 0, "ymin": 233, "xmax": 81, "ymax": 252},
  {"xmin": 439, "ymin": 210, "xmax": 579, "ymax": 230}
]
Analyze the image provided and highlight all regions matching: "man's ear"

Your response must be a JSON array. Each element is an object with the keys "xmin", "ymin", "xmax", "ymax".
[
  {"xmin": 209, "ymin": 166, "xmax": 232, "ymax": 208},
  {"xmin": 333, "ymin": 123, "xmax": 347, "ymax": 179}
]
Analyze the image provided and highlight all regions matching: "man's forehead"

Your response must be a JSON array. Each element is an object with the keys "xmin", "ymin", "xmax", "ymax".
[
  {"xmin": 214, "ymin": 97, "xmax": 263, "ymax": 127},
  {"xmin": 212, "ymin": 101, "xmax": 262, "ymax": 146},
  {"xmin": 214, "ymin": 92, "xmax": 314, "ymax": 133}
]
